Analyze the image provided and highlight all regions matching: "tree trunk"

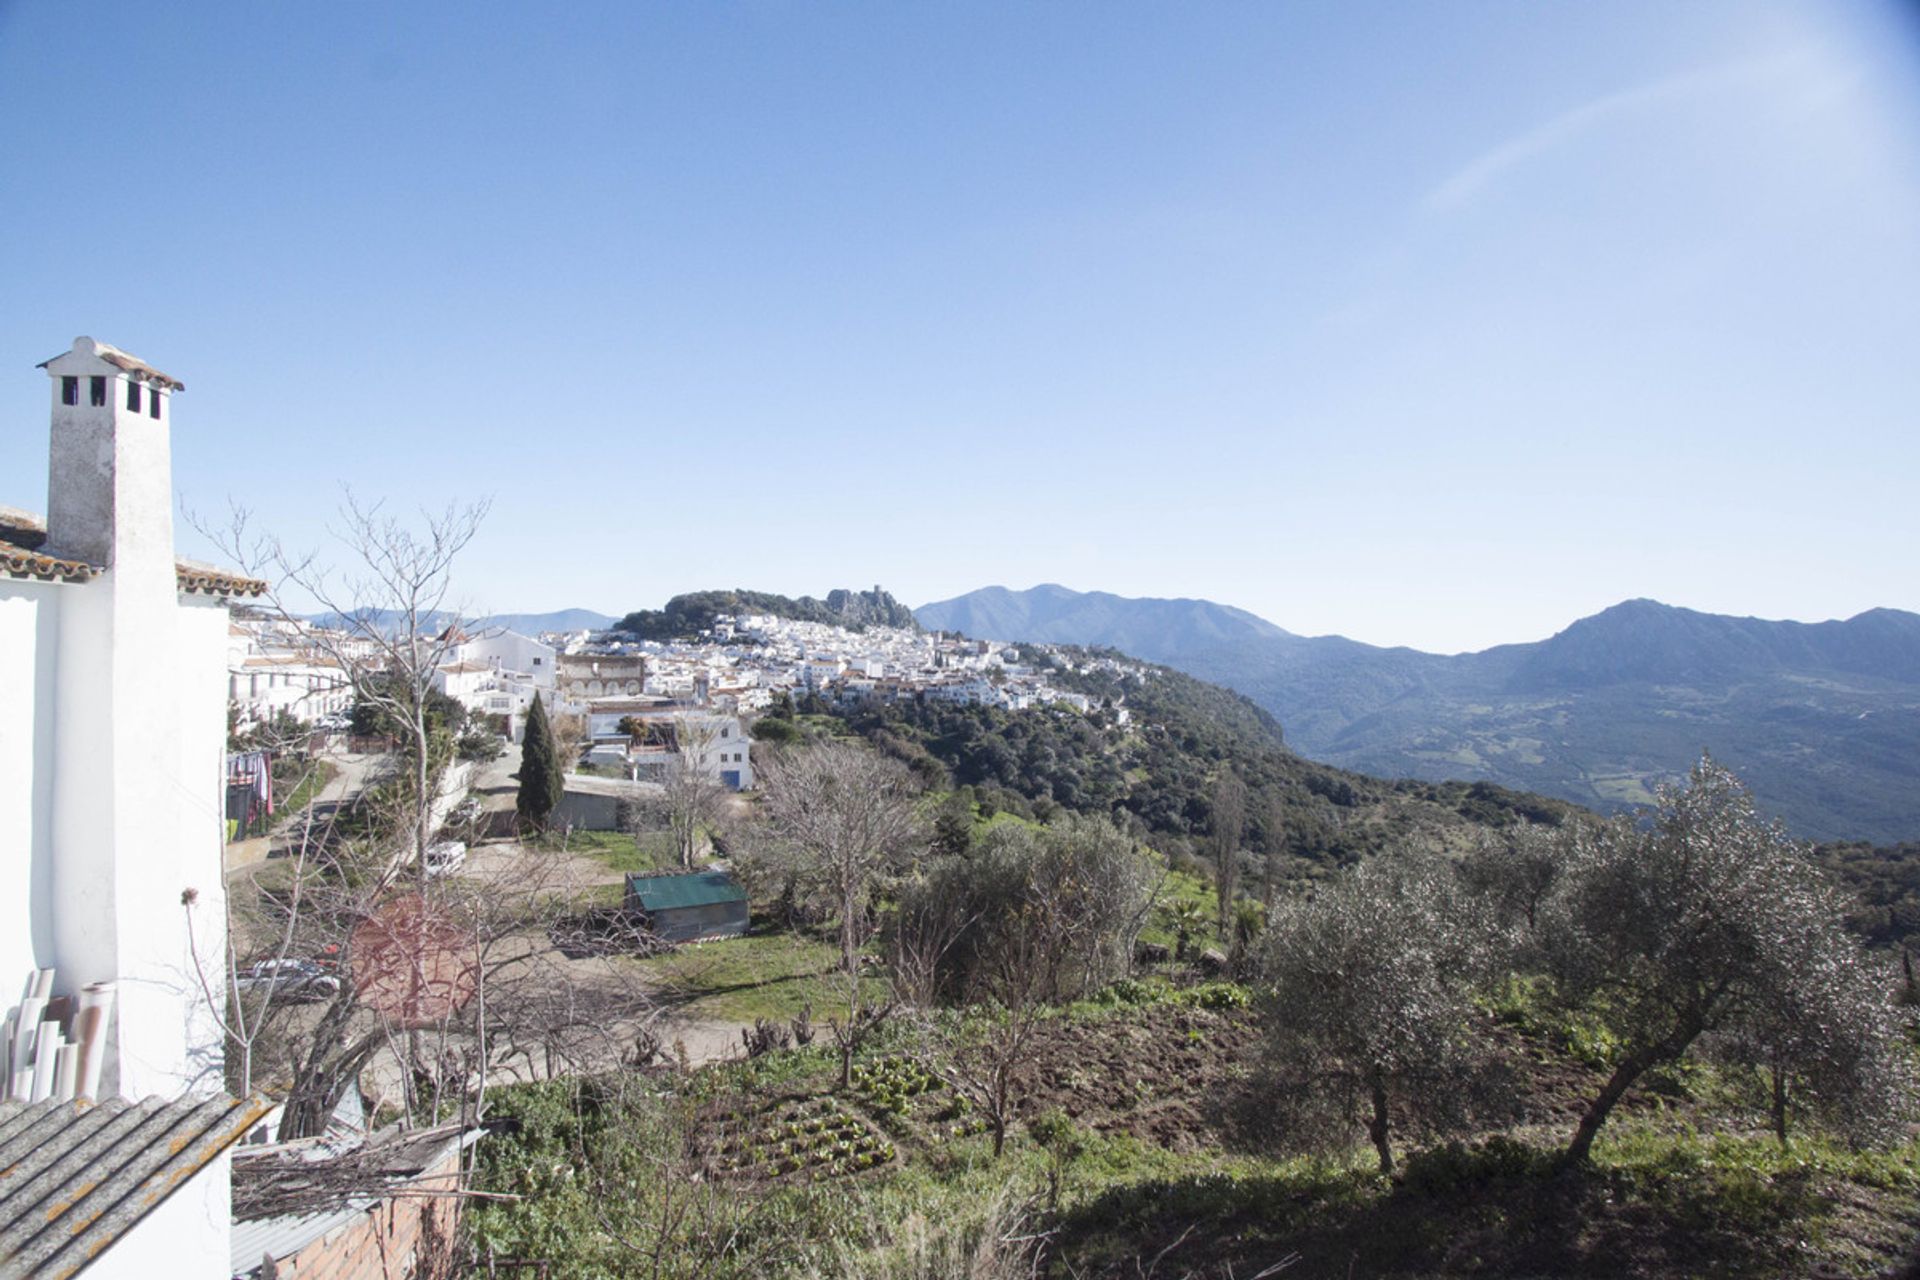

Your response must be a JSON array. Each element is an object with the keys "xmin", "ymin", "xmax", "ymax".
[
  {"xmin": 1771, "ymin": 1061, "xmax": 1790, "ymax": 1149},
  {"xmin": 991, "ymin": 1057, "xmax": 1010, "ymax": 1159},
  {"xmin": 1367, "ymin": 1071, "xmax": 1394, "ymax": 1175},
  {"xmin": 1564, "ymin": 1027, "xmax": 1695, "ymax": 1165}
]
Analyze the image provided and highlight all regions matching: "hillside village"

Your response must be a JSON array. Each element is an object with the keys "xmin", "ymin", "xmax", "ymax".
[
  {"xmin": 228, "ymin": 603, "xmax": 1106, "ymax": 793},
  {"xmin": 6, "ymin": 339, "xmax": 1920, "ymax": 1280}
]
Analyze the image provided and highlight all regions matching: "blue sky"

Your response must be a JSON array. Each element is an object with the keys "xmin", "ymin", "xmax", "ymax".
[{"xmin": 2, "ymin": 1, "xmax": 1916, "ymax": 652}]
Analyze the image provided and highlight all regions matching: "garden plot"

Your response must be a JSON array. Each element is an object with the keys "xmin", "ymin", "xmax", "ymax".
[
  {"xmin": 702, "ymin": 1093, "xmax": 897, "ymax": 1183},
  {"xmin": 849, "ymin": 1054, "xmax": 987, "ymax": 1142}
]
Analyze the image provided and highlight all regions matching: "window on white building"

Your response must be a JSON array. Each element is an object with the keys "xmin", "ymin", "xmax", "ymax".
[
  {"xmin": 126, "ymin": 381, "xmax": 141, "ymax": 412},
  {"xmin": 61, "ymin": 376, "xmax": 78, "ymax": 405},
  {"xmin": 90, "ymin": 376, "xmax": 107, "ymax": 406}
]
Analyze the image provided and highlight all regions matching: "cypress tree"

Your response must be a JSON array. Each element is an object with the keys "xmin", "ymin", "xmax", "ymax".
[{"xmin": 517, "ymin": 693, "xmax": 563, "ymax": 830}]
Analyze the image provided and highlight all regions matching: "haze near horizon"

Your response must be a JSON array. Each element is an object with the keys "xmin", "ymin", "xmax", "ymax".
[{"xmin": 2, "ymin": 1, "xmax": 1916, "ymax": 653}]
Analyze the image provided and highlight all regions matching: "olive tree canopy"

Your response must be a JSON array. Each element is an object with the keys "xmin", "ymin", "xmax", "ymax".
[
  {"xmin": 1545, "ymin": 756, "xmax": 1915, "ymax": 1162},
  {"xmin": 1254, "ymin": 852, "xmax": 1505, "ymax": 1174}
]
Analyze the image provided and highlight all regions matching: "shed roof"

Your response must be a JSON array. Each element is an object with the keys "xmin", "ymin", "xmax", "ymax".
[
  {"xmin": 0, "ymin": 1092, "xmax": 270, "ymax": 1279},
  {"xmin": 625, "ymin": 869, "xmax": 747, "ymax": 911}
]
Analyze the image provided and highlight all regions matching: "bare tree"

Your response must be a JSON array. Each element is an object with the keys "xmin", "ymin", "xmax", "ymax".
[
  {"xmin": 549, "ymin": 709, "xmax": 592, "ymax": 777},
  {"xmin": 200, "ymin": 492, "xmax": 490, "ymax": 884},
  {"xmin": 750, "ymin": 742, "xmax": 926, "ymax": 1084},
  {"xmin": 655, "ymin": 716, "xmax": 728, "ymax": 869},
  {"xmin": 192, "ymin": 496, "xmax": 663, "ymax": 1140},
  {"xmin": 1211, "ymin": 771, "xmax": 1246, "ymax": 943},
  {"xmin": 1543, "ymin": 756, "xmax": 1917, "ymax": 1164},
  {"xmin": 1261, "ymin": 792, "xmax": 1286, "ymax": 911}
]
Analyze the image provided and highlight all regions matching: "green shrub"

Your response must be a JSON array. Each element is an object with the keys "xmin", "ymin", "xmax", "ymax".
[{"xmin": 1400, "ymin": 1136, "xmax": 1549, "ymax": 1195}]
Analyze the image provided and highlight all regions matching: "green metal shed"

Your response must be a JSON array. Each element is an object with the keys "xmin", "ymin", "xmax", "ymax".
[{"xmin": 623, "ymin": 869, "xmax": 750, "ymax": 942}]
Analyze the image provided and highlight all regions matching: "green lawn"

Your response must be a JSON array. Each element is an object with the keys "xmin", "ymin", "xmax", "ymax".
[
  {"xmin": 629, "ymin": 931, "xmax": 886, "ymax": 1023},
  {"xmin": 531, "ymin": 827, "xmax": 683, "ymax": 875}
]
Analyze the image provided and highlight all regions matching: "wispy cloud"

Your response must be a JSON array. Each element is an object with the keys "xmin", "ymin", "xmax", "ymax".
[{"xmin": 1424, "ymin": 53, "xmax": 1815, "ymax": 213}]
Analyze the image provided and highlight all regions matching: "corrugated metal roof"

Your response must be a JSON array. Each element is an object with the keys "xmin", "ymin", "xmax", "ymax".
[
  {"xmin": 228, "ymin": 1126, "xmax": 479, "ymax": 1278},
  {"xmin": 0, "ymin": 1092, "xmax": 270, "ymax": 1280},
  {"xmin": 625, "ymin": 868, "xmax": 748, "ymax": 911}
]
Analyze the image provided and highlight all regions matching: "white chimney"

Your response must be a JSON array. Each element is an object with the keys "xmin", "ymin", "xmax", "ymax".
[{"xmin": 32, "ymin": 337, "xmax": 227, "ymax": 1099}]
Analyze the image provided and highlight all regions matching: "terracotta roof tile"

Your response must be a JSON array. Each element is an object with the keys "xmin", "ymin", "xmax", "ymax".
[
  {"xmin": 175, "ymin": 560, "xmax": 268, "ymax": 597},
  {"xmin": 0, "ymin": 510, "xmax": 266, "ymax": 595},
  {"xmin": 0, "ymin": 544, "xmax": 94, "ymax": 583}
]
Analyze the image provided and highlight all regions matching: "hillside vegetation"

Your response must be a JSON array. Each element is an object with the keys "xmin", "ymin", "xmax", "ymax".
[
  {"xmin": 819, "ymin": 646, "xmax": 1575, "ymax": 874},
  {"xmin": 467, "ymin": 759, "xmax": 1920, "ymax": 1279},
  {"xmin": 618, "ymin": 586, "xmax": 918, "ymax": 639}
]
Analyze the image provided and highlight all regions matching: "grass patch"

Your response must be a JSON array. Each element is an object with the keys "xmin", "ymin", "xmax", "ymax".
[
  {"xmin": 630, "ymin": 931, "xmax": 886, "ymax": 1023},
  {"xmin": 543, "ymin": 827, "xmax": 670, "ymax": 874},
  {"xmin": 273, "ymin": 759, "xmax": 338, "ymax": 821},
  {"xmin": 1138, "ymin": 865, "xmax": 1225, "ymax": 953}
]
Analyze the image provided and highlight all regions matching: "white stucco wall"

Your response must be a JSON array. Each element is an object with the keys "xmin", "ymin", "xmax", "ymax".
[
  {"xmin": 463, "ymin": 629, "xmax": 556, "ymax": 686},
  {"xmin": 0, "ymin": 581, "xmax": 60, "ymax": 987},
  {"xmin": 172, "ymin": 595, "xmax": 233, "ymax": 1094}
]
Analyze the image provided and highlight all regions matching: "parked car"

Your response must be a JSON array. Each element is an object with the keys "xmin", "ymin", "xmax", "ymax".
[
  {"xmin": 234, "ymin": 958, "xmax": 341, "ymax": 1003},
  {"xmin": 425, "ymin": 840, "xmax": 467, "ymax": 876}
]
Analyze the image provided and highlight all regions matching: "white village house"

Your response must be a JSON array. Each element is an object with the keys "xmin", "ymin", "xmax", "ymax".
[
  {"xmin": 0, "ymin": 339, "xmax": 269, "ymax": 1277},
  {"xmin": 431, "ymin": 624, "xmax": 556, "ymax": 736}
]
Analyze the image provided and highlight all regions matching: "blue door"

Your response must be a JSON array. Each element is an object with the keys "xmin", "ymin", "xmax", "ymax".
[{"xmin": 721, "ymin": 770, "xmax": 741, "ymax": 790}]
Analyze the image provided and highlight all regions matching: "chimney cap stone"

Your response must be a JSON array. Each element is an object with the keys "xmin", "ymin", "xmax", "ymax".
[{"xmin": 37, "ymin": 336, "xmax": 185, "ymax": 391}]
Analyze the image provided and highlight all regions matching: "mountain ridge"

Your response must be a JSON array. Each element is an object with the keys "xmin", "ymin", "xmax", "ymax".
[
  {"xmin": 916, "ymin": 585, "xmax": 1920, "ymax": 843},
  {"xmin": 304, "ymin": 606, "xmax": 616, "ymax": 635}
]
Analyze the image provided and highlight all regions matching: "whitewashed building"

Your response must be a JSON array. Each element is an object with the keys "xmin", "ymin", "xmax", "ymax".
[
  {"xmin": 0, "ymin": 338, "xmax": 268, "ymax": 1278},
  {"xmin": 228, "ymin": 636, "xmax": 352, "ymax": 729},
  {"xmin": 432, "ymin": 625, "xmax": 556, "ymax": 735},
  {"xmin": 589, "ymin": 709, "xmax": 755, "ymax": 791}
]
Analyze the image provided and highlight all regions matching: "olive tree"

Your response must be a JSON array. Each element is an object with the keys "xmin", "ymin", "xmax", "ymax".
[
  {"xmin": 1254, "ymin": 852, "xmax": 1504, "ymax": 1174},
  {"xmin": 1458, "ymin": 823, "xmax": 1563, "ymax": 937},
  {"xmin": 894, "ymin": 816, "xmax": 1158, "ymax": 1007},
  {"xmin": 1544, "ymin": 756, "xmax": 1916, "ymax": 1163}
]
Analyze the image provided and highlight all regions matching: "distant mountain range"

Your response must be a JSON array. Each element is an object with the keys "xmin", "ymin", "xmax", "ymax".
[
  {"xmin": 306, "ymin": 607, "xmax": 615, "ymax": 636},
  {"xmin": 917, "ymin": 585, "xmax": 1920, "ymax": 844}
]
